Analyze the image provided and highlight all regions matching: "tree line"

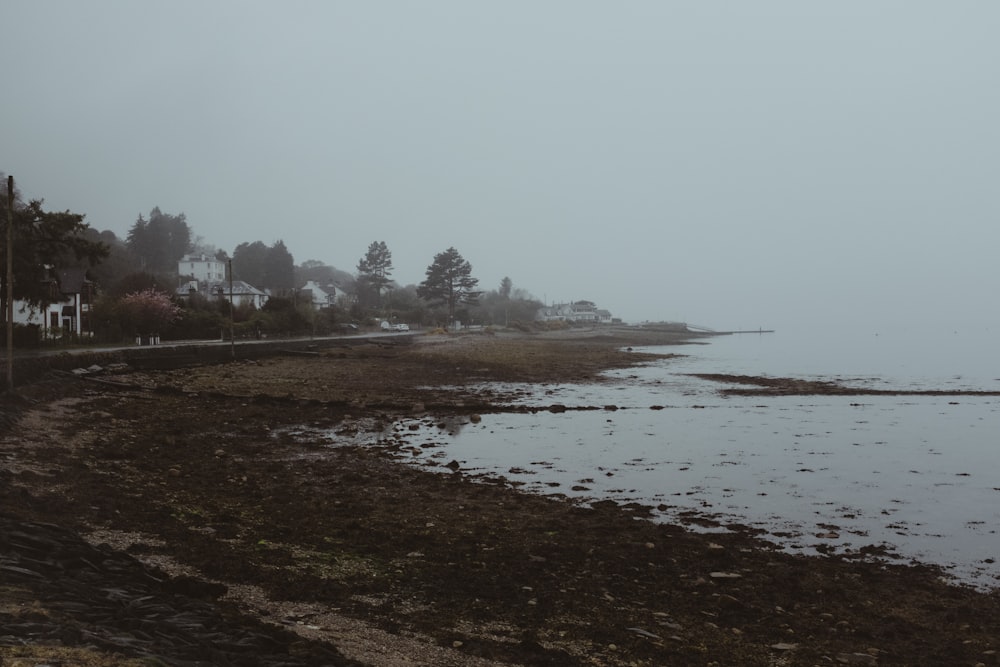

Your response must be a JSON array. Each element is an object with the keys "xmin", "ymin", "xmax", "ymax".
[{"xmin": 2, "ymin": 176, "xmax": 543, "ymax": 345}]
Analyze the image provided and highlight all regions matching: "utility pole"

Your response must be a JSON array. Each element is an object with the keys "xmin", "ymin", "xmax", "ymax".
[
  {"xmin": 228, "ymin": 258, "xmax": 235, "ymax": 360},
  {"xmin": 6, "ymin": 175, "xmax": 14, "ymax": 392}
]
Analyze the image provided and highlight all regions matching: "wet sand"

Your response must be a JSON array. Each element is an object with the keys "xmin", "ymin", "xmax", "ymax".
[{"xmin": 2, "ymin": 327, "xmax": 998, "ymax": 666}]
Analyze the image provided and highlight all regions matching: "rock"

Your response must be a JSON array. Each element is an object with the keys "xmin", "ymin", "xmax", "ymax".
[
  {"xmin": 469, "ymin": 414, "xmax": 482, "ymax": 423},
  {"xmin": 836, "ymin": 652, "xmax": 878, "ymax": 665},
  {"xmin": 626, "ymin": 627, "xmax": 662, "ymax": 640},
  {"xmin": 770, "ymin": 643, "xmax": 798, "ymax": 651}
]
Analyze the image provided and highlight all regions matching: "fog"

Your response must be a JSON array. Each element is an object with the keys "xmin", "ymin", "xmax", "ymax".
[{"xmin": 4, "ymin": 2, "xmax": 998, "ymax": 331}]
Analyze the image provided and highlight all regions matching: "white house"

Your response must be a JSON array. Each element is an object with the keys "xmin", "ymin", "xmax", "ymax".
[
  {"xmin": 178, "ymin": 254, "xmax": 227, "ymax": 284},
  {"xmin": 218, "ymin": 280, "xmax": 269, "ymax": 309},
  {"xmin": 12, "ymin": 268, "xmax": 94, "ymax": 338},
  {"xmin": 300, "ymin": 280, "xmax": 337, "ymax": 309},
  {"xmin": 538, "ymin": 300, "xmax": 610, "ymax": 323}
]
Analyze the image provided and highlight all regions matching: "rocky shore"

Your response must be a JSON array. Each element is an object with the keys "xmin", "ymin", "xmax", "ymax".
[{"xmin": 2, "ymin": 327, "xmax": 998, "ymax": 666}]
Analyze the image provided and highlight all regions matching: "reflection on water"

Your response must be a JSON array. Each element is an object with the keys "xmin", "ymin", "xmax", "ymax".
[{"xmin": 343, "ymin": 331, "xmax": 1000, "ymax": 589}]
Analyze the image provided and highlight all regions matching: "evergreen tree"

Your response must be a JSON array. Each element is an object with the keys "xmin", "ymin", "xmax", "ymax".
[
  {"xmin": 356, "ymin": 241, "xmax": 393, "ymax": 307},
  {"xmin": 416, "ymin": 247, "xmax": 480, "ymax": 323},
  {"xmin": 262, "ymin": 240, "xmax": 295, "ymax": 292},
  {"xmin": 125, "ymin": 208, "xmax": 191, "ymax": 273},
  {"xmin": 231, "ymin": 241, "xmax": 268, "ymax": 287}
]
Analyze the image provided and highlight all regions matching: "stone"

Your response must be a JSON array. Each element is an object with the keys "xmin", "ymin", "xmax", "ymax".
[{"xmin": 770, "ymin": 643, "xmax": 798, "ymax": 651}]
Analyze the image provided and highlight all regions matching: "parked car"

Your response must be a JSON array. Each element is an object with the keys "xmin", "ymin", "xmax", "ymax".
[{"xmin": 392, "ymin": 323, "xmax": 410, "ymax": 331}]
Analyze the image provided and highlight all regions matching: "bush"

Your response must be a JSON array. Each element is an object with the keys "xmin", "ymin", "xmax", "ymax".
[{"xmin": 0, "ymin": 323, "xmax": 41, "ymax": 348}]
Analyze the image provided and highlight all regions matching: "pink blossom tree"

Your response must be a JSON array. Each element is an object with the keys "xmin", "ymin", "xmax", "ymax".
[{"xmin": 118, "ymin": 289, "xmax": 181, "ymax": 339}]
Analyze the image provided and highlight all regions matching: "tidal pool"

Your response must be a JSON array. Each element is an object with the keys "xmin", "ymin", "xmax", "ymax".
[
  {"xmin": 377, "ymin": 395, "xmax": 999, "ymax": 589},
  {"xmin": 364, "ymin": 340, "xmax": 1000, "ymax": 590}
]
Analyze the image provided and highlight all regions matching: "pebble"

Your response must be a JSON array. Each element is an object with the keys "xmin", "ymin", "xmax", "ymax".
[
  {"xmin": 836, "ymin": 652, "xmax": 878, "ymax": 665},
  {"xmin": 770, "ymin": 642, "xmax": 798, "ymax": 651}
]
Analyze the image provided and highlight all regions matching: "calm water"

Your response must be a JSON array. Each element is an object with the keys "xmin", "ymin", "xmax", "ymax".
[{"xmin": 357, "ymin": 326, "xmax": 1000, "ymax": 589}]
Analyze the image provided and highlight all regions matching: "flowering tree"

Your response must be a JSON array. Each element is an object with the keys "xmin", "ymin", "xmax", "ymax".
[{"xmin": 118, "ymin": 289, "xmax": 181, "ymax": 337}]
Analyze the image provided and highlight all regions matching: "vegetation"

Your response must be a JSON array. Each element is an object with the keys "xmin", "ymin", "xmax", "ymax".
[
  {"xmin": 355, "ymin": 241, "xmax": 393, "ymax": 310},
  {"xmin": 416, "ymin": 246, "xmax": 481, "ymax": 324},
  {"xmin": 116, "ymin": 289, "xmax": 182, "ymax": 337},
  {"xmin": 126, "ymin": 208, "xmax": 190, "ymax": 274},
  {"xmin": 2, "ymin": 175, "xmax": 564, "ymax": 347},
  {"xmin": 0, "ymin": 175, "xmax": 108, "ymax": 327}
]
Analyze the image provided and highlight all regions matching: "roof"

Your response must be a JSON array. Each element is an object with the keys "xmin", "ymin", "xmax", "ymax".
[{"xmin": 56, "ymin": 268, "xmax": 90, "ymax": 295}]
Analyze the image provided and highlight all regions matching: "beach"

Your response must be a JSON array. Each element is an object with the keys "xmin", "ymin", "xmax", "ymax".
[{"xmin": 2, "ymin": 327, "xmax": 998, "ymax": 666}]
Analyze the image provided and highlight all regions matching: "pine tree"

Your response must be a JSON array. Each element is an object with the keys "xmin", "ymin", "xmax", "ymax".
[
  {"xmin": 356, "ymin": 241, "xmax": 394, "ymax": 307},
  {"xmin": 416, "ymin": 247, "xmax": 480, "ymax": 323}
]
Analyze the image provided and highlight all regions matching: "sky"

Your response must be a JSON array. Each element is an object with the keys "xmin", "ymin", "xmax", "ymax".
[{"xmin": 3, "ymin": 1, "xmax": 998, "ymax": 331}]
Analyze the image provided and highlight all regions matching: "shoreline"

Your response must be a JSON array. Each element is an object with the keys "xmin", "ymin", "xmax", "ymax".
[{"xmin": 2, "ymin": 328, "xmax": 999, "ymax": 666}]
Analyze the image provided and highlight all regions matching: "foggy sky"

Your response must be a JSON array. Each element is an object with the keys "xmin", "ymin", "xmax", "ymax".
[{"xmin": 4, "ymin": 1, "xmax": 998, "ymax": 331}]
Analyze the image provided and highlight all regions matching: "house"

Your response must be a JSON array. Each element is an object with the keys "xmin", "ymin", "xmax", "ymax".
[
  {"xmin": 300, "ymin": 280, "xmax": 337, "ymax": 309},
  {"xmin": 215, "ymin": 280, "xmax": 269, "ymax": 309},
  {"xmin": 12, "ymin": 268, "xmax": 94, "ymax": 338},
  {"xmin": 174, "ymin": 252, "xmax": 270, "ymax": 309},
  {"xmin": 178, "ymin": 254, "xmax": 227, "ymax": 284},
  {"xmin": 538, "ymin": 300, "xmax": 611, "ymax": 324}
]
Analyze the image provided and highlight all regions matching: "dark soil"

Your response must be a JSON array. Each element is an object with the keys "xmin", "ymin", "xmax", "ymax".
[{"xmin": 2, "ymin": 328, "xmax": 999, "ymax": 666}]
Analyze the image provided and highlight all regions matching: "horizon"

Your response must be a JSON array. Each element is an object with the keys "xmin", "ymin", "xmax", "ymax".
[{"xmin": 4, "ymin": 2, "xmax": 998, "ymax": 331}]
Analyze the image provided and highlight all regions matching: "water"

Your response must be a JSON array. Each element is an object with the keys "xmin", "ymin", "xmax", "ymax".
[{"xmin": 356, "ymin": 326, "xmax": 1000, "ymax": 589}]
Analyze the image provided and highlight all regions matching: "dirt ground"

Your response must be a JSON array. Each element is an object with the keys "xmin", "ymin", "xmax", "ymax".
[{"xmin": 2, "ymin": 327, "xmax": 999, "ymax": 667}]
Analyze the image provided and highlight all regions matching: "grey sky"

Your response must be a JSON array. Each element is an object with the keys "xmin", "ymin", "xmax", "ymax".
[{"xmin": 4, "ymin": 1, "xmax": 998, "ymax": 330}]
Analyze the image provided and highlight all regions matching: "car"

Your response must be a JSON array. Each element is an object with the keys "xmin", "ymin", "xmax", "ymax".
[{"xmin": 392, "ymin": 323, "xmax": 410, "ymax": 332}]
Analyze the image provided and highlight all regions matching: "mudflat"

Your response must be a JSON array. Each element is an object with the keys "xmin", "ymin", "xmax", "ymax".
[{"xmin": 2, "ymin": 327, "xmax": 998, "ymax": 667}]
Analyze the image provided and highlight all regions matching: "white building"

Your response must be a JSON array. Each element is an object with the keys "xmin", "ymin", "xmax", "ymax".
[
  {"xmin": 178, "ymin": 254, "xmax": 227, "ymax": 284},
  {"xmin": 300, "ymin": 280, "xmax": 337, "ymax": 309},
  {"xmin": 12, "ymin": 268, "xmax": 93, "ymax": 337},
  {"xmin": 537, "ymin": 300, "xmax": 610, "ymax": 323},
  {"xmin": 220, "ymin": 280, "xmax": 269, "ymax": 309}
]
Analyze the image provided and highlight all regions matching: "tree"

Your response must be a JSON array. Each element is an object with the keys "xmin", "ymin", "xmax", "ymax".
[
  {"xmin": 262, "ymin": 240, "xmax": 295, "ymax": 292},
  {"xmin": 126, "ymin": 207, "xmax": 191, "ymax": 273},
  {"xmin": 296, "ymin": 260, "xmax": 355, "ymax": 293},
  {"xmin": 468, "ymin": 277, "xmax": 543, "ymax": 327},
  {"xmin": 1, "ymin": 177, "xmax": 108, "ymax": 327},
  {"xmin": 416, "ymin": 247, "xmax": 480, "ymax": 323},
  {"xmin": 232, "ymin": 240, "xmax": 295, "ymax": 291},
  {"xmin": 356, "ymin": 241, "xmax": 393, "ymax": 308},
  {"xmin": 231, "ymin": 241, "xmax": 268, "ymax": 287},
  {"xmin": 117, "ymin": 288, "xmax": 181, "ymax": 336}
]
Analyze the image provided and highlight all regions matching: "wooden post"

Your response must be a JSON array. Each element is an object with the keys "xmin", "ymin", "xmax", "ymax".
[
  {"xmin": 6, "ymin": 175, "xmax": 14, "ymax": 392},
  {"xmin": 228, "ymin": 258, "xmax": 235, "ymax": 359}
]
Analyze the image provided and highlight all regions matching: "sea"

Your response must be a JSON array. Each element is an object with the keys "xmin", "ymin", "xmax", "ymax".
[{"xmin": 358, "ymin": 323, "xmax": 1000, "ymax": 589}]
